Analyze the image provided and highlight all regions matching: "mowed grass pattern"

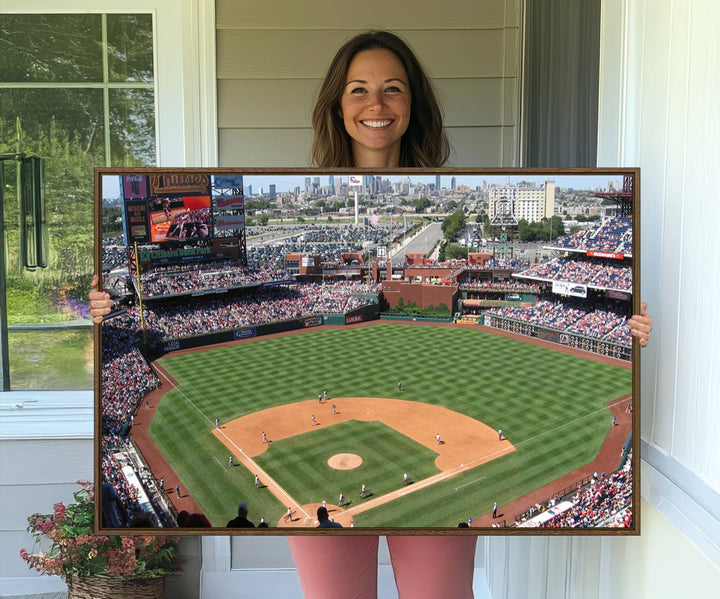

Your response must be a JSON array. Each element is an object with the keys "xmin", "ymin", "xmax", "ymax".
[
  {"xmin": 254, "ymin": 420, "xmax": 440, "ymax": 507},
  {"xmin": 148, "ymin": 323, "xmax": 631, "ymax": 527}
]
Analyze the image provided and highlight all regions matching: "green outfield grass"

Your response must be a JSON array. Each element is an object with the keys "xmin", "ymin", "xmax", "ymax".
[{"xmin": 147, "ymin": 323, "xmax": 632, "ymax": 527}]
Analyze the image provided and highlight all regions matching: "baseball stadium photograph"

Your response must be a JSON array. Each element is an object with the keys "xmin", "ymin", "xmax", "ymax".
[{"xmin": 96, "ymin": 168, "xmax": 638, "ymax": 533}]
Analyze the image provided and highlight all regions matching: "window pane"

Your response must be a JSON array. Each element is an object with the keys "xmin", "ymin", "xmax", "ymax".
[
  {"xmin": 8, "ymin": 330, "xmax": 93, "ymax": 390},
  {"xmin": 0, "ymin": 13, "xmax": 156, "ymax": 390},
  {"xmin": 0, "ymin": 14, "xmax": 102, "ymax": 82},
  {"xmin": 2, "ymin": 90, "xmax": 100, "ymax": 390},
  {"xmin": 107, "ymin": 14, "xmax": 155, "ymax": 83},
  {"xmin": 109, "ymin": 89, "xmax": 157, "ymax": 166},
  {"xmin": 0, "ymin": 89, "xmax": 106, "ymax": 161}
]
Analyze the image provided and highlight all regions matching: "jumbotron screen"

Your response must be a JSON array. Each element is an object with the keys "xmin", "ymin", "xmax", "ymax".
[
  {"xmin": 116, "ymin": 173, "xmax": 244, "ymax": 246},
  {"xmin": 149, "ymin": 195, "xmax": 212, "ymax": 242}
]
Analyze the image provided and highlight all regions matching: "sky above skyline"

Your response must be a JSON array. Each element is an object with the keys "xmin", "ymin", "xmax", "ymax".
[{"xmin": 102, "ymin": 171, "xmax": 630, "ymax": 199}]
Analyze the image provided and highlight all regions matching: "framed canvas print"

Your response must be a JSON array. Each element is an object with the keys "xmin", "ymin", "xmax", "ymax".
[{"xmin": 95, "ymin": 167, "xmax": 639, "ymax": 535}]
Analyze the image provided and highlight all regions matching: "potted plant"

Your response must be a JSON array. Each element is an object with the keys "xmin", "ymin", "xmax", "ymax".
[{"xmin": 20, "ymin": 480, "xmax": 182, "ymax": 599}]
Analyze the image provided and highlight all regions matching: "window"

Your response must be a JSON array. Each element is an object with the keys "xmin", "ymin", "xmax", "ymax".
[{"xmin": 0, "ymin": 13, "xmax": 156, "ymax": 390}]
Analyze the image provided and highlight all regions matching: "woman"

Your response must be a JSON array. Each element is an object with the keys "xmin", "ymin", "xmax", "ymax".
[{"xmin": 91, "ymin": 30, "xmax": 652, "ymax": 599}]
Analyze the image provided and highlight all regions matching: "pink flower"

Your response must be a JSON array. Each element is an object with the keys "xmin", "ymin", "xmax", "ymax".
[
  {"xmin": 34, "ymin": 518, "xmax": 53, "ymax": 535},
  {"xmin": 121, "ymin": 537, "xmax": 135, "ymax": 550},
  {"xmin": 53, "ymin": 503, "xmax": 66, "ymax": 522}
]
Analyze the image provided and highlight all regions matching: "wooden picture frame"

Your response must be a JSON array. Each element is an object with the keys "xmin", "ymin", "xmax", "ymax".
[{"xmin": 95, "ymin": 167, "xmax": 639, "ymax": 536}]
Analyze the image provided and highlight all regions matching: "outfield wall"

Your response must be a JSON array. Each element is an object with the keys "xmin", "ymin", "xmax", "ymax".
[{"xmin": 484, "ymin": 314, "xmax": 631, "ymax": 361}]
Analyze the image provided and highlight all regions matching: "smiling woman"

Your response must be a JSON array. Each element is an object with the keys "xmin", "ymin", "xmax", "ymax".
[
  {"xmin": 340, "ymin": 48, "xmax": 412, "ymax": 167},
  {"xmin": 311, "ymin": 30, "xmax": 449, "ymax": 168}
]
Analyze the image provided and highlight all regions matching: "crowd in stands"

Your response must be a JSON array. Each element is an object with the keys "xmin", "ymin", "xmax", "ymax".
[
  {"xmin": 460, "ymin": 279, "xmax": 541, "ymax": 292},
  {"xmin": 102, "ymin": 236, "xmax": 128, "ymax": 270},
  {"xmin": 142, "ymin": 282, "xmax": 379, "ymax": 339},
  {"xmin": 138, "ymin": 260, "xmax": 290, "ymax": 297},
  {"xmin": 567, "ymin": 309, "xmax": 630, "ymax": 342},
  {"xmin": 539, "ymin": 454, "xmax": 633, "ymax": 528},
  {"xmin": 553, "ymin": 217, "xmax": 632, "ymax": 254},
  {"xmin": 101, "ymin": 437, "xmax": 142, "ymax": 522},
  {"xmin": 515, "ymin": 257, "xmax": 632, "ymax": 291},
  {"xmin": 487, "ymin": 299, "xmax": 632, "ymax": 345},
  {"xmin": 102, "ymin": 313, "xmax": 161, "ymax": 435}
]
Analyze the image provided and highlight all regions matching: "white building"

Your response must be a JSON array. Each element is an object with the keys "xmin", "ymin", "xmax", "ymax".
[{"xmin": 488, "ymin": 181, "xmax": 555, "ymax": 222}]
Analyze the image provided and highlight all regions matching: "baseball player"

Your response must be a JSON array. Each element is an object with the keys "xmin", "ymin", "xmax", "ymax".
[
  {"xmin": 402, "ymin": 471, "xmax": 409, "ymax": 485},
  {"xmin": 339, "ymin": 492, "xmax": 345, "ymax": 506},
  {"xmin": 311, "ymin": 414, "xmax": 317, "ymax": 426},
  {"xmin": 284, "ymin": 507, "xmax": 292, "ymax": 522},
  {"xmin": 436, "ymin": 433, "xmax": 442, "ymax": 444},
  {"xmin": 262, "ymin": 430, "xmax": 268, "ymax": 443},
  {"xmin": 228, "ymin": 455, "xmax": 233, "ymax": 467},
  {"xmin": 332, "ymin": 403, "xmax": 337, "ymax": 415},
  {"xmin": 254, "ymin": 474, "xmax": 260, "ymax": 488}
]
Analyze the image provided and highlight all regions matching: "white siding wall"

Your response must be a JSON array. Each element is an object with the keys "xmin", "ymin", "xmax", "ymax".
[
  {"xmin": 485, "ymin": 1, "xmax": 720, "ymax": 597},
  {"xmin": 215, "ymin": 0, "xmax": 522, "ymax": 167}
]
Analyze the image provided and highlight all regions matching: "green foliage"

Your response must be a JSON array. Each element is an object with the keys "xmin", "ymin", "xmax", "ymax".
[
  {"xmin": 9, "ymin": 328, "xmax": 93, "ymax": 390},
  {"xmin": 440, "ymin": 209, "xmax": 466, "ymax": 241},
  {"xmin": 517, "ymin": 216, "xmax": 566, "ymax": 242},
  {"xmin": 575, "ymin": 213, "xmax": 601, "ymax": 222},
  {"xmin": 389, "ymin": 300, "xmax": 449, "ymax": 316},
  {"xmin": 443, "ymin": 244, "xmax": 469, "ymax": 261}
]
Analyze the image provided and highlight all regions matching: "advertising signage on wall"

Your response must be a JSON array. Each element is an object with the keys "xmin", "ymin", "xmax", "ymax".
[
  {"xmin": 122, "ymin": 199, "xmax": 150, "ymax": 244},
  {"xmin": 96, "ymin": 167, "xmax": 639, "ymax": 537}
]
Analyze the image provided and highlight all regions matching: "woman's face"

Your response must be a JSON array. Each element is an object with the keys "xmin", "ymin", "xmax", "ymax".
[{"xmin": 340, "ymin": 48, "xmax": 411, "ymax": 167}]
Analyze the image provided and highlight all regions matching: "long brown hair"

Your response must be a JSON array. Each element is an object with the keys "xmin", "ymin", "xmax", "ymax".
[{"xmin": 311, "ymin": 31, "xmax": 449, "ymax": 168}]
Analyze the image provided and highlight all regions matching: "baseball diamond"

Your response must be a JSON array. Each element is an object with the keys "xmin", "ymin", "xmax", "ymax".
[{"xmin": 135, "ymin": 321, "xmax": 632, "ymax": 528}]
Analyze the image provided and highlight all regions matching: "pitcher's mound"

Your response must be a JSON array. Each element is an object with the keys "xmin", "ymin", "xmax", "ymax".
[{"xmin": 328, "ymin": 453, "xmax": 362, "ymax": 470}]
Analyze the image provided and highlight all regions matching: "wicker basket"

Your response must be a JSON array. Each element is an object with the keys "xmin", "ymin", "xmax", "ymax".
[{"xmin": 67, "ymin": 575, "xmax": 165, "ymax": 599}]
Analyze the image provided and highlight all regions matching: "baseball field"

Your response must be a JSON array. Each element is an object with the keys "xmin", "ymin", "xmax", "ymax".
[{"xmin": 145, "ymin": 322, "xmax": 632, "ymax": 528}]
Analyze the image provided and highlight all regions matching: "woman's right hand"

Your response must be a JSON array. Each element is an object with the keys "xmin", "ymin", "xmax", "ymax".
[{"xmin": 89, "ymin": 274, "xmax": 112, "ymax": 324}]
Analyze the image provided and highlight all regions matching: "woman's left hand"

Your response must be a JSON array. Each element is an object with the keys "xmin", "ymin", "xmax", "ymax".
[{"xmin": 629, "ymin": 301, "xmax": 652, "ymax": 348}]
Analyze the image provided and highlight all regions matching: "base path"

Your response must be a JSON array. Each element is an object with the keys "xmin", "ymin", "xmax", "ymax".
[
  {"xmin": 212, "ymin": 396, "xmax": 515, "ymax": 527},
  {"xmin": 212, "ymin": 396, "xmax": 514, "ymax": 472}
]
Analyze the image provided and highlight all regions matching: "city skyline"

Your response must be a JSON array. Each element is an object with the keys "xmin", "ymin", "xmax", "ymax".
[{"xmin": 102, "ymin": 172, "xmax": 630, "ymax": 200}]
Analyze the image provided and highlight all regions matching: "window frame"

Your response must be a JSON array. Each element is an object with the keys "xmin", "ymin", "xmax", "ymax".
[{"xmin": 0, "ymin": 0, "xmax": 217, "ymax": 402}]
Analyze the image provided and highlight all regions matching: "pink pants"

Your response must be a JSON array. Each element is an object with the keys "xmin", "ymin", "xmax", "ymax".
[{"xmin": 288, "ymin": 535, "xmax": 477, "ymax": 599}]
